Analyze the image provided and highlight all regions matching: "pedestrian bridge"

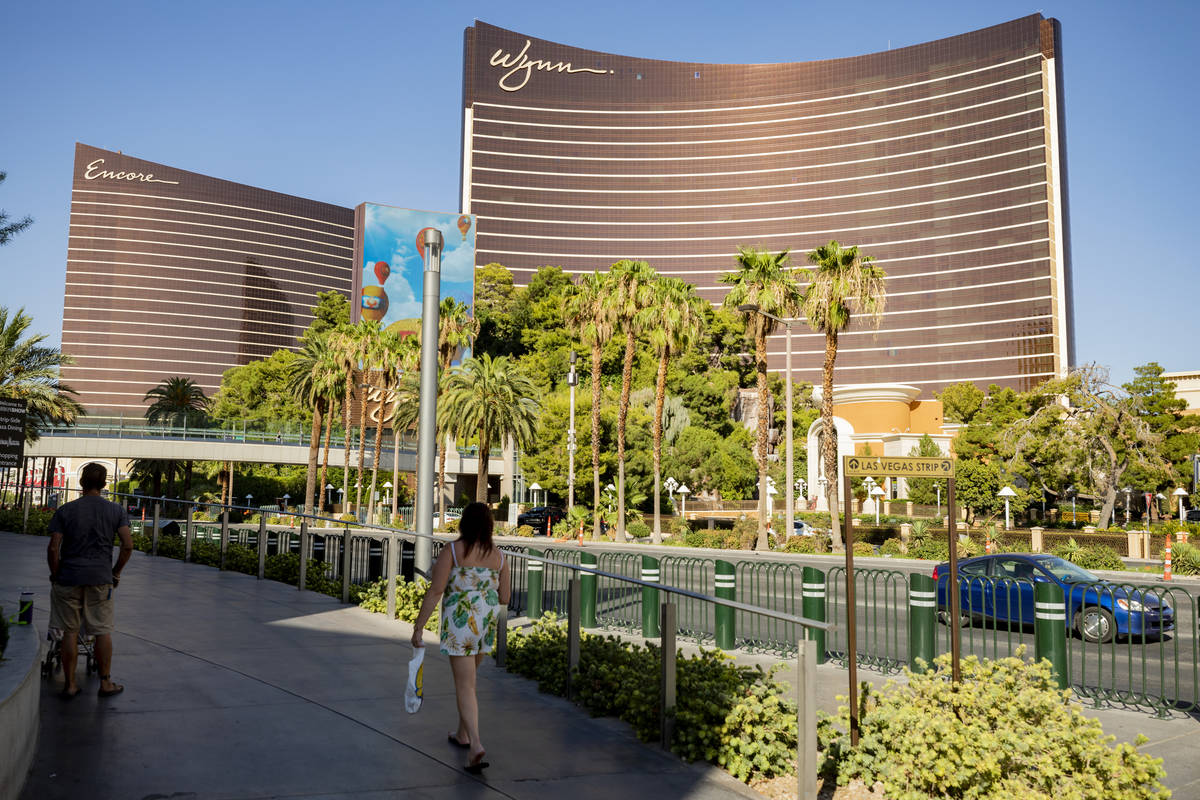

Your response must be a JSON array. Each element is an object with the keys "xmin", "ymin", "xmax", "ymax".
[{"xmin": 25, "ymin": 416, "xmax": 506, "ymax": 476}]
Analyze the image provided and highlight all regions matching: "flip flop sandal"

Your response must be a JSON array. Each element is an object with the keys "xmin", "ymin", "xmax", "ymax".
[{"xmin": 448, "ymin": 734, "xmax": 470, "ymax": 748}]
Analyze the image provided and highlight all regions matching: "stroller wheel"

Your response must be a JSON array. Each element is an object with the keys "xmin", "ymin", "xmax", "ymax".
[{"xmin": 86, "ymin": 656, "xmax": 97, "ymax": 674}]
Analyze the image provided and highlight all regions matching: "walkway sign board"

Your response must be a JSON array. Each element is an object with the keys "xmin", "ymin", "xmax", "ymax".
[
  {"xmin": 843, "ymin": 455, "xmax": 954, "ymax": 478},
  {"xmin": 0, "ymin": 398, "xmax": 26, "ymax": 469}
]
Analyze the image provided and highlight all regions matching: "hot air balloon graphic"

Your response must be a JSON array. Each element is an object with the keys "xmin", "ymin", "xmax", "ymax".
[
  {"xmin": 415, "ymin": 227, "xmax": 437, "ymax": 263},
  {"xmin": 457, "ymin": 215, "xmax": 471, "ymax": 241},
  {"xmin": 361, "ymin": 286, "xmax": 389, "ymax": 322},
  {"xmin": 373, "ymin": 260, "xmax": 390, "ymax": 285}
]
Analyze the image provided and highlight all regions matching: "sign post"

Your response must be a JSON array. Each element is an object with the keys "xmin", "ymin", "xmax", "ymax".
[{"xmin": 842, "ymin": 454, "xmax": 957, "ymax": 746}]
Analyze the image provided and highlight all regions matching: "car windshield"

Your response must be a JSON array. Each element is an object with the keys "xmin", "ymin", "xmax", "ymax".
[{"xmin": 1033, "ymin": 555, "xmax": 1099, "ymax": 584}]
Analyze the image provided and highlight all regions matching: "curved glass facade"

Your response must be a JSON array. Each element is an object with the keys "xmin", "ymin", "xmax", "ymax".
[
  {"xmin": 462, "ymin": 15, "xmax": 1074, "ymax": 392},
  {"xmin": 61, "ymin": 144, "xmax": 353, "ymax": 412}
]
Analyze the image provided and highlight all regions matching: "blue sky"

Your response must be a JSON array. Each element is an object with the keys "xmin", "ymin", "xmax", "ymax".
[{"xmin": 2, "ymin": 0, "xmax": 1197, "ymax": 386}]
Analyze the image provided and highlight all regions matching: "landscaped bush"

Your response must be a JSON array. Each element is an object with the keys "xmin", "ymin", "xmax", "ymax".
[
  {"xmin": 852, "ymin": 540, "xmax": 875, "ymax": 556},
  {"xmin": 907, "ymin": 536, "xmax": 949, "ymax": 561},
  {"xmin": 357, "ymin": 576, "xmax": 438, "ymax": 630},
  {"xmin": 1071, "ymin": 545, "xmax": 1125, "ymax": 572},
  {"xmin": 879, "ymin": 537, "xmax": 905, "ymax": 556},
  {"xmin": 0, "ymin": 507, "xmax": 52, "ymax": 535},
  {"xmin": 514, "ymin": 524, "xmax": 536, "ymax": 537},
  {"xmin": 782, "ymin": 535, "xmax": 818, "ymax": 554},
  {"xmin": 626, "ymin": 520, "xmax": 650, "ymax": 540},
  {"xmin": 1170, "ymin": 541, "xmax": 1200, "ymax": 575},
  {"xmin": 684, "ymin": 528, "xmax": 735, "ymax": 549},
  {"xmin": 818, "ymin": 651, "xmax": 1168, "ymax": 799},
  {"xmin": 506, "ymin": 615, "xmax": 797, "ymax": 784}
]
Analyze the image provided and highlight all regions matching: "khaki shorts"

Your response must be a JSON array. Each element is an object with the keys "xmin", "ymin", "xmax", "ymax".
[{"xmin": 50, "ymin": 583, "xmax": 115, "ymax": 636}]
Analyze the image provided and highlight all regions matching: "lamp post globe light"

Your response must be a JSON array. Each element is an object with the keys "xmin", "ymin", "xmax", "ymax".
[
  {"xmin": 664, "ymin": 476, "xmax": 679, "ymax": 513},
  {"xmin": 1174, "ymin": 487, "xmax": 1188, "ymax": 523},
  {"xmin": 737, "ymin": 303, "xmax": 795, "ymax": 546},
  {"xmin": 1122, "ymin": 486, "xmax": 1132, "ymax": 525},
  {"xmin": 1155, "ymin": 492, "xmax": 1167, "ymax": 522},
  {"xmin": 870, "ymin": 485, "xmax": 885, "ymax": 526},
  {"xmin": 997, "ymin": 486, "xmax": 1017, "ymax": 530}
]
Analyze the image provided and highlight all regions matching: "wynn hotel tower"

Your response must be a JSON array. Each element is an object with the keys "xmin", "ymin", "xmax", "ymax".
[{"xmin": 461, "ymin": 15, "xmax": 1074, "ymax": 392}]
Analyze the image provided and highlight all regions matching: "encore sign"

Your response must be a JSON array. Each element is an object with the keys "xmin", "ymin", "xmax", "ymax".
[{"xmin": 842, "ymin": 455, "xmax": 954, "ymax": 478}]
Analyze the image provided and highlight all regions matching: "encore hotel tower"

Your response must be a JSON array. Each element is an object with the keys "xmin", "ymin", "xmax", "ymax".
[
  {"xmin": 462, "ymin": 15, "xmax": 1074, "ymax": 392},
  {"xmin": 61, "ymin": 144, "xmax": 353, "ymax": 412}
]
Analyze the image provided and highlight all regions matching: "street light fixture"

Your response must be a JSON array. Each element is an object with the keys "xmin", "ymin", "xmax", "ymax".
[
  {"xmin": 1065, "ymin": 485, "xmax": 1076, "ymax": 528},
  {"xmin": 664, "ymin": 476, "xmax": 679, "ymax": 513},
  {"xmin": 1173, "ymin": 487, "xmax": 1188, "ymax": 523},
  {"xmin": 325, "ymin": 483, "xmax": 335, "ymax": 510},
  {"xmin": 382, "ymin": 481, "xmax": 392, "ymax": 510},
  {"xmin": 998, "ymin": 486, "xmax": 1016, "ymax": 530},
  {"xmin": 737, "ymin": 303, "xmax": 795, "ymax": 547},
  {"xmin": 677, "ymin": 484, "xmax": 690, "ymax": 518},
  {"xmin": 529, "ymin": 481, "xmax": 542, "ymax": 508},
  {"xmin": 869, "ymin": 484, "xmax": 885, "ymax": 525},
  {"xmin": 1122, "ymin": 486, "xmax": 1132, "ymax": 526}
]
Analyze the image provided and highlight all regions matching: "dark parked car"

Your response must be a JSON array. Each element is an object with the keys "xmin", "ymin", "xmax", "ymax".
[
  {"xmin": 1186, "ymin": 509, "xmax": 1200, "ymax": 523},
  {"xmin": 933, "ymin": 553, "xmax": 1174, "ymax": 643},
  {"xmin": 517, "ymin": 506, "xmax": 566, "ymax": 534}
]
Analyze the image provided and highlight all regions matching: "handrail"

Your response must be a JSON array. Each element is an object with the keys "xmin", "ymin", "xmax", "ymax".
[{"xmin": 95, "ymin": 488, "xmax": 830, "ymax": 632}]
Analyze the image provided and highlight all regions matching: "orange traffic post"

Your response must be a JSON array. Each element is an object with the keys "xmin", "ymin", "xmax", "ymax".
[{"xmin": 1164, "ymin": 536, "xmax": 1173, "ymax": 581}]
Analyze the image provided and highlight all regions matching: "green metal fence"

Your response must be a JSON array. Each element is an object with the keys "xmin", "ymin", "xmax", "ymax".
[
  {"xmin": 826, "ymin": 566, "xmax": 909, "ymax": 673},
  {"xmin": 659, "ymin": 555, "xmax": 716, "ymax": 645},
  {"xmin": 735, "ymin": 561, "xmax": 806, "ymax": 656},
  {"xmin": 596, "ymin": 551, "xmax": 643, "ymax": 632}
]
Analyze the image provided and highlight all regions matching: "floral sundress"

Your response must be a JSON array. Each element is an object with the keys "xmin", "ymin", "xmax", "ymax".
[{"xmin": 439, "ymin": 543, "xmax": 504, "ymax": 656}]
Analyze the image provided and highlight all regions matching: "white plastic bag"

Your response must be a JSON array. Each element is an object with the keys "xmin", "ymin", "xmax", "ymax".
[{"xmin": 405, "ymin": 646, "xmax": 425, "ymax": 713}]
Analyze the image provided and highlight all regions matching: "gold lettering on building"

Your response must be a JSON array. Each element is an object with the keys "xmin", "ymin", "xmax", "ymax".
[
  {"xmin": 489, "ymin": 39, "xmax": 611, "ymax": 92},
  {"xmin": 84, "ymin": 158, "xmax": 180, "ymax": 185}
]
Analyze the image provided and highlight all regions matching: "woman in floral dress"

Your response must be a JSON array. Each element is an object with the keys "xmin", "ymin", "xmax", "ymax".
[{"xmin": 413, "ymin": 502, "xmax": 510, "ymax": 773}]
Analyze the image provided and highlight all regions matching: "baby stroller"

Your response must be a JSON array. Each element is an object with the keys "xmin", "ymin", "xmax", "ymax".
[{"xmin": 42, "ymin": 625, "xmax": 98, "ymax": 679}]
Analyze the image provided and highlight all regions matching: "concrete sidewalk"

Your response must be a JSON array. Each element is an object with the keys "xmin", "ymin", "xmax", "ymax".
[{"xmin": 1, "ymin": 533, "xmax": 756, "ymax": 799}]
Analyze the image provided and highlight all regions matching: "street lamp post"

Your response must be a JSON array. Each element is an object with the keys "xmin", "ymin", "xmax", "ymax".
[
  {"xmin": 998, "ymin": 486, "xmax": 1016, "ymax": 530},
  {"xmin": 737, "ymin": 303, "xmax": 794, "ymax": 548},
  {"xmin": 870, "ymin": 485, "xmax": 885, "ymax": 525},
  {"xmin": 664, "ymin": 476, "xmax": 679, "ymax": 514},
  {"xmin": 567, "ymin": 351, "xmax": 578, "ymax": 514},
  {"xmin": 382, "ymin": 481, "xmax": 392, "ymax": 514},
  {"xmin": 1122, "ymin": 486, "xmax": 1132, "ymax": 526},
  {"xmin": 766, "ymin": 478, "xmax": 778, "ymax": 533},
  {"xmin": 795, "ymin": 477, "xmax": 806, "ymax": 514},
  {"xmin": 862, "ymin": 476, "xmax": 876, "ymax": 519},
  {"xmin": 677, "ymin": 484, "xmax": 690, "ymax": 519},
  {"xmin": 1174, "ymin": 487, "xmax": 1188, "ymax": 523},
  {"xmin": 529, "ymin": 482, "xmax": 542, "ymax": 508},
  {"xmin": 1066, "ymin": 485, "xmax": 1076, "ymax": 527},
  {"xmin": 325, "ymin": 483, "xmax": 335, "ymax": 511}
]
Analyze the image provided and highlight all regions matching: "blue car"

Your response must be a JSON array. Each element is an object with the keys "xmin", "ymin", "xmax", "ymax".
[{"xmin": 933, "ymin": 553, "xmax": 1175, "ymax": 644}]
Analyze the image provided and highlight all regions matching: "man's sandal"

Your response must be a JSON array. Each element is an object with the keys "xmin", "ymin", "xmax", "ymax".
[{"xmin": 98, "ymin": 675, "xmax": 124, "ymax": 697}]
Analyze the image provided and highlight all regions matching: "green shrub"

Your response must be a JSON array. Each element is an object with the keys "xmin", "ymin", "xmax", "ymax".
[
  {"xmin": 506, "ymin": 615, "xmax": 796, "ymax": 784},
  {"xmin": 514, "ymin": 524, "xmax": 536, "ymax": 537},
  {"xmin": 879, "ymin": 537, "xmax": 905, "ymax": 556},
  {"xmin": 783, "ymin": 535, "xmax": 817, "ymax": 554},
  {"xmin": 0, "ymin": 507, "xmax": 52, "ymax": 535},
  {"xmin": 445, "ymin": 517, "xmax": 460, "ymax": 533},
  {"xmin": 626, "ymin": 520, "xmax": 650, "ymax": 540},
  {"xmin": 1170, "ymin": 541, "xmax": 1200, "ymax": 575},
  {"xmin": 852, "ymin": 540, "xmax": 875, "ymax": 556},
  {"xmin": 357, "ymin": 576, "xmax": 438, "ymax": 630},
  {"xmin": 1072, "ymin": 545, "xmax": 1125, "ymax": 572},
  {"xmin": 496, "ymin": 524, "xmax": 516, "ymax": 537},
  {"xmin": 818, "ymin": 651, "xmax": 1168, "ymax": 799},
  {"xmin": 908, "ymin": 537, "xmax": 949, "ymax": 561}
]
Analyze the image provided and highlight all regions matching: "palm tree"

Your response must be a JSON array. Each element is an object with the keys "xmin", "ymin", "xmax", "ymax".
[
  {"xmin": 331, "ymin": 323, "xmax": 362, "ymax": 511},
  {"xmin": 607, "ymin": 259, "xmax": 657, "ymax": 540},
  {"xmin": 288, "ymin": 337, "xmax": 341, "ymax": 515},
  {"xmin": 437, "ymin": 297, "xmax": 479, "ymax": 522},
  {"xmin": 368, "ymin": 329, "xmax": 419, "ymax": 522},
  {"xmin": 441, "ymin": 354, "xmax": 539, "ymax": 503},
  {"xmin": 721, "ymin": 247, "xmax": 803, "ymax": 550},
  {"xmin": 143, "ymin": 376, "xmax": 210, "ymax": 511},
  {"xmin": 564, "ymin": 272, "xmax": 616, "ymax": 540},
  {"xmin": 0, "ymin": 306, "xmax": 84, "ymax": 445},
  {"xmin": 645, "ymin": 277, "xmax": 707, "ymax": 543},
  {"xmin": 800, "ymin": 240, "xmax": 887, "ymax": 550}
]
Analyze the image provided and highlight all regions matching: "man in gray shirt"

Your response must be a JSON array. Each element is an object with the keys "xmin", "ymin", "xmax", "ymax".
[{"xmin": 47, "ymin": 462, "xmax": 134, "ymax": 699}]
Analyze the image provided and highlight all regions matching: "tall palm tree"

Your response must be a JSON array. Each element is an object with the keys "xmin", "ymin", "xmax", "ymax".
[
  {"xmin": 721, "ymin": 247, "xmax": 803, "ymax": 550},
  {"xmin": 288, "ymin": 337, "xmax": 341, "ymax": 515},
  {"xmin": 143, "ymin": 376, "xmax": 210, "ymax": 510},
  {"xmin": 437, "ymin": 297, "xmax": 479, "ymax": 521},
  {"xmin": 441, "ymin": 354, "xmax": 539, "ymax": 503},
  {"xmin": 607, "ymin": 259, "xmax": 657, "ymax": 540},
  {"xmin": 368, "ymin": 329, "xmax": 418, "ymax": 522},
  {"xmin": 331, "ymin": 323, "xmax": 362, "ymax": 511},
  {"xmin": 645, "ymin": 277, "xmax": 707, "ymax": 543},
  {"xmin": 0, "ymin": 306, "xmax": 84, "ymax": 444},
  {"xmin": 565, "ymin": 271, "xmax": 616, "ymax": 540},
  {"xmin": 800, "ymin": 240, "xmax": 887, "ymax": 550}
]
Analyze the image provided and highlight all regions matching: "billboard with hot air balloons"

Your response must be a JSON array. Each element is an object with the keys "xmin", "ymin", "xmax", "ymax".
[{"xmin": 350, "ymin": 203, "xmax": 476, "ymax": 335}]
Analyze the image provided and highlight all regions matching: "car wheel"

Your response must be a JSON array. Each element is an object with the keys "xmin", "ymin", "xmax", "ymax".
[{"xmin": 1075, "ymin": 606, "xmax": 1115, "ymax": 644}]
